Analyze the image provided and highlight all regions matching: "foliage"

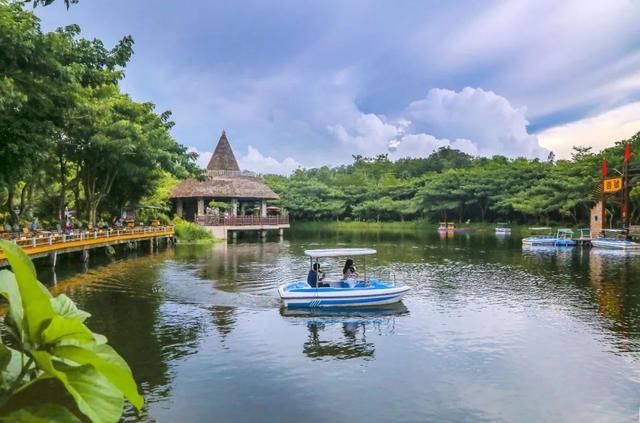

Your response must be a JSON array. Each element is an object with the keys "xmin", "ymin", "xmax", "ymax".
[
  {"xmin": 264, "ymin": 139, "xmax": 640, "ymax": 226},
  {"xmin": 0, "ymin": 240, "xmax": 143, "ymax": 422},
  {"xmin": 173, "ymin": 219, "xmax": 215, "ymax": 243},
  {"xmin": 0, "ymin": 1, "xmax": 199, "ymax": 228}
]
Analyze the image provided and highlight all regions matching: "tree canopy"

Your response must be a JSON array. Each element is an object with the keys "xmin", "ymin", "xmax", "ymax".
[
  {"xmin": 264, "ymin": 138, "xmax": 640, "ymax": 226},
  {"xmin": 0, "ymin": 1, "xmax": 198, "ymax": 227}
]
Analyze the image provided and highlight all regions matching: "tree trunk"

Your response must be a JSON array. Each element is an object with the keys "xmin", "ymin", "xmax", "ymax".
[{"xmin": 6, "ymin": 185, "xmax": 16, "ymax": 225}]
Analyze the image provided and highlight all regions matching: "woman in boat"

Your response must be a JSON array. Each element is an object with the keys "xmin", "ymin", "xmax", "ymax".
[{"xmin": 342, "ymin": 259, "xmax": 360, "ymax": 286}]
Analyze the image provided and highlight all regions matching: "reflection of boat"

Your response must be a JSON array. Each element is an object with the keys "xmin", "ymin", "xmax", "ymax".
[
  {"xmin": 281, "ymin": 304, "xmax": 408, "ymax": 360},
  {"xmin": 280, "ymin": 303, "xmax": 410, "ymax": 318},
  {"xmin": 438, "ymin": 222, "xmax": 456, "ymax": 232},
  {"xmin": 522, "ymin": 228, "xmax": 576, "ymax": 246},
  {"xmin": 495, "ymin": 222, "xmax": 511, "ymax": 235},
  {"xmin": 277, "ymin": 248, "xmax": 411, "ymax": 308},
  {"xmin": 591, "ymin": 229, "xmax": 640, "ymax": 250}
]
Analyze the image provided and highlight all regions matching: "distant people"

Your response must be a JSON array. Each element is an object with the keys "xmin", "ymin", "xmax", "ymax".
[
  {"xmin": 342, "ymin": 259, "xmax": 360, "ymax": 287},
  {"xmin": 30, "ymin": 217, "xmax": 38, "ymax": 232},
  {"xmin": 114, "ymin": 218, "xmax": 123, "ymax": 229},
  {"xmin": 307, "ymin": 263, "xmax": 329, "ymax": 288}
]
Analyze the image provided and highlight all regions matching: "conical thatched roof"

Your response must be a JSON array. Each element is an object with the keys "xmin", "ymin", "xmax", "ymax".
[
  {"xmin": 207, "ymin": 130, "xmax": 240, "ymax": 172},
  {"xmin": 170, "ymin": 130, "xmax": 279, "ymax": 200}
]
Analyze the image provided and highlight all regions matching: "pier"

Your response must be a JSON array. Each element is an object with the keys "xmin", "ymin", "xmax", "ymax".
[
  {"xmin": 197, "ymin": 215, "xmax": 290, "ymax": 240},
  {"xmin": 0, "ymin": 226, "xmax": 175, "ymax": 268}
]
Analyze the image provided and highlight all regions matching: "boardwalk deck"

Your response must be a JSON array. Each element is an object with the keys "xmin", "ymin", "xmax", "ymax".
[{"xmin": 0, "ymin": 226, "xmax": 175, "ymax": 267}]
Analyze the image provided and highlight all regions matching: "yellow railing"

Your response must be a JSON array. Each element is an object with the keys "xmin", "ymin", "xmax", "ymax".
[{"xmin": 0, "ymin": 226, "xmax": 174, "ymax": 260}]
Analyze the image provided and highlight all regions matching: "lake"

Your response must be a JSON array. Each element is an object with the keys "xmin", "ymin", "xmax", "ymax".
[{"xmin": 34, "ymin": 225, "xmax": 640, "ymax": 422}]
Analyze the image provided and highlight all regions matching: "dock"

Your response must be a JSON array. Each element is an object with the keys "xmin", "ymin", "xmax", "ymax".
[
  {"xmin": 197, "ymin": 215, "xmax": 290, "ymax": 240},
  {"xmin": 0, "ymin": 226, "xmax": 175, "ymax": 268}
]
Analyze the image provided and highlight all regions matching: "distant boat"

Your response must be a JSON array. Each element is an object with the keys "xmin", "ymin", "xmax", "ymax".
[
  {"xmin": 438, "ymin": 222, "xmax": 456, "ymax": 232},
  {"xmin": 591, "ymin": 229, "xmax": 640, "ymax": 250},
  {"xmin": 437, "ymin": 222, "xmax": 473, "ymax": 233},
  {"xmin": 522, "ymin": 228, "xmax": 576, "ymax": 246},
  {"xmin": 495, "ymin": 222, "xmax": 511, "ymax": 235}
]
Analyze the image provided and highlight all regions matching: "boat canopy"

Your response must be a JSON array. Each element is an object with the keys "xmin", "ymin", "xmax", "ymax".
[
  {"xmin": 304, "ymin": 248, "xmax": 377, "ymax": 258},
  {"xmin": 557, "ymin": 229, "xmax": 574, "ymax": 234}
]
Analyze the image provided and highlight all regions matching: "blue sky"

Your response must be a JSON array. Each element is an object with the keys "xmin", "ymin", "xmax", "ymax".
[{"xmin": 36, "ymin": 1, "xmax": 640, "ymax": 173}]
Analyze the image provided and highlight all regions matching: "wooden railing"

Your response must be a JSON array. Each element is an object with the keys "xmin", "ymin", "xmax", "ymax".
[
  {"xmin": 196, "ymin": 215, "xmax": 289, "ymax": 226},
  {"xmin": 0, "ymin": 226, "xmax": 174, "ymax": 250}
]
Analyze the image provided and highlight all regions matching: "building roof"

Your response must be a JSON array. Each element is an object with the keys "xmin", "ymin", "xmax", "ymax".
[
  {"xmin": 170, "ymin": 175, "xmax": 279, "ymax": 200},
  {"xmin": 171, "ymin": 130, "xmax": 279, "ymax": 200},
  {"xmin": 207, "ymin": 130, "xmax": 240, "ymax": 172}
]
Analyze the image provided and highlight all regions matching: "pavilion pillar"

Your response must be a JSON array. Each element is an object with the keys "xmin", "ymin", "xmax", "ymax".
[
  {"xmin": 240, "ymin": 202, "xmax": 246, "ymax": 216},
  {"xmin": 176, "ymin": 199, "xmax": 183, "ymax": 218},
  {"xmin": 260, "ymin": 200, "xmax": 267, "ymax": 217},
  {"xmin": 231, "ymin": 199, "xmax": 238, "ymax": 216},
  {"xmin": 197, "ymin": 198, "xmax": 205, "ymax": 217}
]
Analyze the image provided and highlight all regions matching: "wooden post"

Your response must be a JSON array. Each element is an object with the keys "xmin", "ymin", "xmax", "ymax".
[{"xmin": 176, "ymin": 199, "xmax": 183, "ymax": 217}]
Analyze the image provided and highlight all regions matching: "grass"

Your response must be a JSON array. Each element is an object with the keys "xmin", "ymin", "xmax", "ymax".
[{"xmin": 173, "ymin": 220, "xmax": 216, "ymax": 243}]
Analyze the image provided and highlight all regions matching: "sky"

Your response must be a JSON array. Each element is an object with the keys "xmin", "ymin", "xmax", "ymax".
[{"xmin": 35, "ymin": 0, "xmax": 640, "ymax": 174}]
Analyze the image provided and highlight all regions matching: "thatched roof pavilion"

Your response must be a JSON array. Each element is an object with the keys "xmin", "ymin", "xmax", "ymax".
[{"xmin": 171, "ymin": 131, "xmax": 279, "ymax": 220}]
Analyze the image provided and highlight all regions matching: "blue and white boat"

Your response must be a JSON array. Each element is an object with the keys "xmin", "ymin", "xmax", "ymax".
[
  {"xmin": 277, "ymin": 248, "xmax": 411, "ymax": 308},
  {"xmin": 522, "ymin": 228, "xmax": 576, "ymax": 246},
  {"xmin": 591, "ymin": 230, "xmax": 640, "ymax": 250}
]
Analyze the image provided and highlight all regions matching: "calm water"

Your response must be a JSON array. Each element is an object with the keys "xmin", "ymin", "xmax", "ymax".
[{"xmin": 34, "ymin": 226, "xmax": 640, "ymax": 422}]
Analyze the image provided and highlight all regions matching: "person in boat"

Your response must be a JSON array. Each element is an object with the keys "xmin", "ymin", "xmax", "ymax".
[
  {"xmin": 342, "ymin": 259, "xmax": 360, "ymax": 287},
  {"xmin": 307, "ymin": 263, "xmax": 329, "ymax": 288}
]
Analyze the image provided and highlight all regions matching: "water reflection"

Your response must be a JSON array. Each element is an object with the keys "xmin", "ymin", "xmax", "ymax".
[
  {"xmin": 281, "ymin": 305, "xmax": 409, "ymax": 361},
  {"xmin": 21, "ymin": 225, "xmax": 640, "ymax": 422}
]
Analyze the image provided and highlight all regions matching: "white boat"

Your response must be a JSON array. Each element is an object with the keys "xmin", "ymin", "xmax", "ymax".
[
  {"xmin": 495, "ymin": 222, "xmax": 511, "ymax": 234},
  {"xmin": 522, "ymin": 228, "xmax": 576, "ymax": 247},
  {"xmin": 591, "ymin": 230, "xmax": 640, "ymax": 250},
  {"xmin": 277, "ymin": 248, "xmax": 411, "ymax": 308}
]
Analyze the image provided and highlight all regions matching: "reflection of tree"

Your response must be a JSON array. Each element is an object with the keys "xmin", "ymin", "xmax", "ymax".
[
  {"xmin": 209, "ymin": 305, "xmax": 237, "ymax": 344},
  {"xmin": 40, "ymin": 251, "xmax": 206, "ymax": 419},
  {"xmin": 303, "ymin": 321, "xmax": 375, "ymax": 360}
]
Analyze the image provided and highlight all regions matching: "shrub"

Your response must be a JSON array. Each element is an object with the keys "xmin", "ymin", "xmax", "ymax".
[
  {"xmin": 173, "ymin": 221, "xmax": 214, "ymax": 243},
  {"xmin": 0, "ymin": 241, "xmax": 143, "ymax": 422}
]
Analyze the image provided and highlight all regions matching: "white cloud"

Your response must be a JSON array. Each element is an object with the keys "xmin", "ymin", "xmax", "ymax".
[
  {"xmin": 188, "ymin": 147, "xmax": 212, "ymax": 169},
  {"xmin": 537, "ymin": 102, "xmax": 640, "ymax": 159},
  {"xmin": 188, "ymin": 146, "xmax": 300, "ymax": 175},
  {"xmin": 329, "ymin": 87, "xmax": 548, "ymax": 160},
  {"xmin": 238, "ymin": 146, "xmax": 302, "ymax": 175}
]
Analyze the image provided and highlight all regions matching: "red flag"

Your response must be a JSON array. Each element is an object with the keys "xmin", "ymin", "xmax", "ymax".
[
  {"xmin": 602, "ymin": 159, "xmax": 608, "ymax": 177},
  {"xmin": 625, "ymin": 143, "xmax": 631, "ymax": 162}
]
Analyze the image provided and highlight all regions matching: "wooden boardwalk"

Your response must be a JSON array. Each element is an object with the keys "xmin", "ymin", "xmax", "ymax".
[{"xmin": 0, "ymin": 226, "xmax": 175, "ymax": 267}]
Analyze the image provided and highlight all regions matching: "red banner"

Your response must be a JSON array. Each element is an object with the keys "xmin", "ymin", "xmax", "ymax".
[
  {"xmin": 625, "ymin": 143, "xmax": 631, "ymax": 162},
  {"xmin": 602, "ymin": 159, "xmax": 608, "ymax": 178}
]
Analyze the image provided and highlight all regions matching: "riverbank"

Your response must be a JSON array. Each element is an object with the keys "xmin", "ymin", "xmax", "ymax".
[{"xmin": 292, "ymin": 220, "xmax": 579, "ymax": 234}]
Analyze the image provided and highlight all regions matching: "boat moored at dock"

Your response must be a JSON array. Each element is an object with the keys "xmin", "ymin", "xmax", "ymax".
[
  {"xmin": 591, "ymin": 229, "xmax": 640, "ymax": 250},
  {"xmin": 522, "ymin": 228, "xmax": 577, "ymax": 247}
]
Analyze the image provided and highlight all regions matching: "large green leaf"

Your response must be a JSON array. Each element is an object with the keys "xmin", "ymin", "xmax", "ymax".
[
  {"xmin": 0, "ymin": 241, "xmax": 54, "ymax": 343},
  {"xmin": 54, "ymin": 344, "xmax": 144, "ymax": 410},
  {"xmin": 31, "ymin": 351, "xmax": 124, "ymax": 423},
  {"xmin": 40, "ymin": 316, "xmax": 94, "ymax": 346},
  {"xmin": 0, "ymin": 269, "xmax": 24, "ymax": 339},
  {"xmin": 0, "ymin": 344, "xmax": 29, "ymax": 390},
  {"xmin": 3, "ymin": 404, "xmax": 81, "ymax": 423},
  {"xmin": 51, "ymin": 294, "xmax": 91, "ymax": 322}
]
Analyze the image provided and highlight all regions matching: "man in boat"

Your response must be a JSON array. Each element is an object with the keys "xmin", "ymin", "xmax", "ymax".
[{"xmin": 307, "ymin": 263, "xmax": 329, "ymax": 288}]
